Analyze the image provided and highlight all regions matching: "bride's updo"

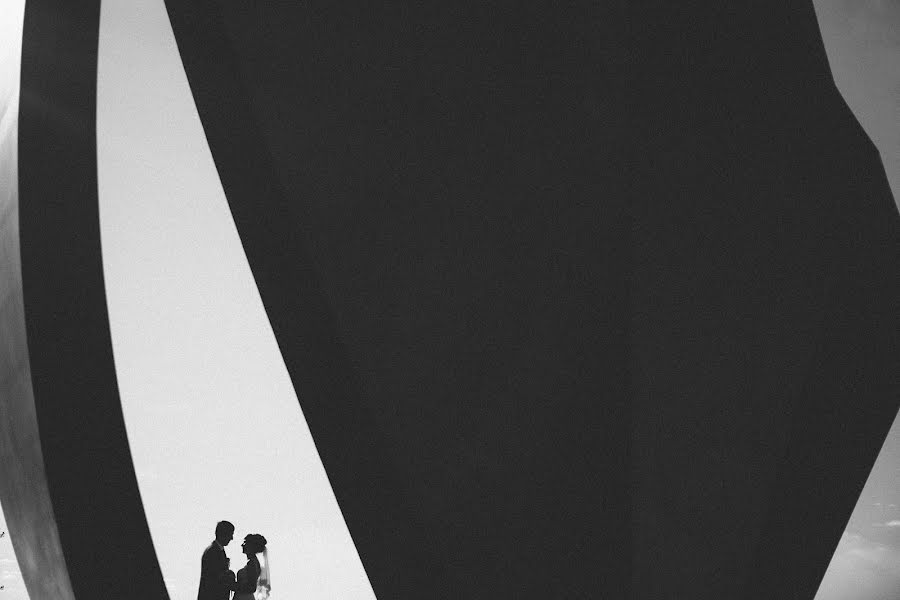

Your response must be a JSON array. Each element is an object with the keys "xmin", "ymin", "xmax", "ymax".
[{"xmin": 243, "ymin": 533, "xmax": 267, "ymax": 554}]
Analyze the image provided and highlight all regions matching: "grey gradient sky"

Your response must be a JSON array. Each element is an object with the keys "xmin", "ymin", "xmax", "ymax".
[
  {"xmin": 812, "ymin": 2, "xmax": 900, "ymax": 598},
  {"xmin": 814, "ymin": 0, "xmax": 900, "ymax": 207},
  {"xmin": 814, "ymin": 412, "xmax": 900, "ymax": 600}
]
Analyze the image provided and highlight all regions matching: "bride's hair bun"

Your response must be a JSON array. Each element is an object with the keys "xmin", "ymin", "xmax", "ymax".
[{"xmin": 243, "ymin": 533, "xmax": 267, "ymax": 553}]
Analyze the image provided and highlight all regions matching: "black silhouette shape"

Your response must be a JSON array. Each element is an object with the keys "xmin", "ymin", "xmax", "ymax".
[
  {"xmin": 231, "ymin": 534, "xmax": 267, "ymax": 600},
  {"xmin": 197, "ymin": 521, "xmax": 235, "ymax": 600}
]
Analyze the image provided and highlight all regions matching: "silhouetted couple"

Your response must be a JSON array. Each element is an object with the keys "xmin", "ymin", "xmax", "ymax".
[{"xmin": 198, "ymin": 520, "xmax": 269, "ymax": 600}]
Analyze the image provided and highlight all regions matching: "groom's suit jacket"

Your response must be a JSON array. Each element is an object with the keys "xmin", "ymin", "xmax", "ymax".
[{"xmin": 197, "ymin": 541, "xmax": 232, "ymax": 600}]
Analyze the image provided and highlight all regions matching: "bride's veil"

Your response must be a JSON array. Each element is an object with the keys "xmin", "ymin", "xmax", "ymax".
[{"xmin": 255, "ymin": 547, "xmax": 271, "ymax": 600}]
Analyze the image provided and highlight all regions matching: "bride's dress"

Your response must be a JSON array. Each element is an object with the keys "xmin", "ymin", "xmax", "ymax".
[
  {"xmin": 232, "ymin": 554, "xmax": 271, "ymax": 600},
  {"xmin": 232, "ymin": 559, "xmax": 260, "ymax": 600}
]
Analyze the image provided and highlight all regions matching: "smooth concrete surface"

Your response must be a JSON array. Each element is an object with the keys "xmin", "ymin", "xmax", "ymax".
[
  {"xmin": 628, "ymin": 5, "xmax": 900, "ymax": 598},
  {"xmin": 0, "ymin": 2, "xmax": 75, "ymax": 598},
  {"xmin": 167, "ymin": 2, "xmax": 899, "ymax": 598},
  {"xmin": 166, "ymin": 2, "xmax": 631, "ymax": 596}
]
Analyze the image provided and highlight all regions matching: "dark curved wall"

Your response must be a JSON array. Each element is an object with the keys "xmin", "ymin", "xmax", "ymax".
[
  {"xmin": 0, "ymin": 3, "xmax": 74, "ymax": 597},
  {"xmin": 165, "ymin": 2, "xmax": 899, "ymax": 599},
  {"xmin": 629, "ymin": 5, "xmax": 900, "ymax": 598},
  {"xmin": 166, "ymin": 1, "xmax": 632, "ymax": 597},
  {"xmin": 14, "ymin": 1, "xmax": 169, "ymax": 598}
]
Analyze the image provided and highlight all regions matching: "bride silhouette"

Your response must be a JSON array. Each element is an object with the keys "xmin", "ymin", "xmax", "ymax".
[{"xmin": 230, "ymin": 533, "xmax": 269, "ymax": 600}]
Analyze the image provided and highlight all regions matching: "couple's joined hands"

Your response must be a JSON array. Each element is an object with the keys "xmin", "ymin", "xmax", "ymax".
[{"xmin": 218, "ymin": 569, "xmax": 237, "ymax": 589}]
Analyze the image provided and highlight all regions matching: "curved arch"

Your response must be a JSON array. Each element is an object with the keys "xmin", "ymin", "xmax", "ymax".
[{"xmin": 15, "ymin": 1, "xmax": 168, "ymax": 597}]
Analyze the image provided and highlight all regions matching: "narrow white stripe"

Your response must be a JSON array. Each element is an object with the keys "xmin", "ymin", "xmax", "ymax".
[{"xmin": 96, "ymin": 1, "xmax": 376, "ymax": 598}]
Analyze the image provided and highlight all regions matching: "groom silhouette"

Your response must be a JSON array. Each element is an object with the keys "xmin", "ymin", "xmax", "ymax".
[{"xmin": 198, "ymin": 521, "xmax": 236, "ymax": 600}]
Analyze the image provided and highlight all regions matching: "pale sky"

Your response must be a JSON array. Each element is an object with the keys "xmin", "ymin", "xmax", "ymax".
[
  {"xmin": 814, "ymin": 0, "xmax": 900, "ymax": 207},
  {"xmin": 813, "ymin": 2, "xmax": 900, "ymax": 598},
  {"xmin": 814, "ymin": 414, "xmax": 900, "ymax": 600},
  {"xmin": 95, "ymin": 0, "xmax": 374, "ymax": 598}
]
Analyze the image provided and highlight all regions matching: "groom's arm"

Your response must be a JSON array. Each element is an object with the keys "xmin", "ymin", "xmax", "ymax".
[
  {"xmin": 199, "ymin": 546, "xmax": 225, "ymax": 582},
  {"xmin": 199, "ymin": 547, "xmax": 215, "ymax": 578}
]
